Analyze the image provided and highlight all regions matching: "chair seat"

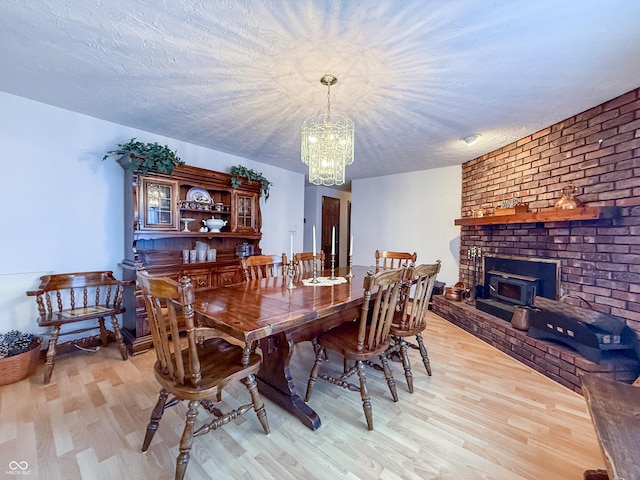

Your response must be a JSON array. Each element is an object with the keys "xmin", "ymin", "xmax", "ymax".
[
  {"xmin": 390, "ymin": 323, "xmax": 425, "ymax": 337},
  {"xmin": 317, "ymin": 321, "xmax": 391, "ymax": 361},
  {"xmin": 38, "ymin": 305, "xmax": 123, "ymax": 327},
  {"xmin": 154, "ymin": 337, "xmax": 262, "ymax": 400}
]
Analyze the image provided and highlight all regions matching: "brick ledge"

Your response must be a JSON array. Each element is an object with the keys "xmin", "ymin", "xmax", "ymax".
[{"xmin": 432, "ymin": 295, "xmax": 640, "ymax": 393}]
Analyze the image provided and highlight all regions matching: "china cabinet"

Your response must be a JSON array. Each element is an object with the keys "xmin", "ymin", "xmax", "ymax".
[{"xmin": 120, "ymin": 163, "xmax": 263, "ymax": 353}]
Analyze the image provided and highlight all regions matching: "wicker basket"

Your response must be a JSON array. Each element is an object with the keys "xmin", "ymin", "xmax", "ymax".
[{"xmin": 0, "ymin": 336, "xmax": 42, "ymax": 386}]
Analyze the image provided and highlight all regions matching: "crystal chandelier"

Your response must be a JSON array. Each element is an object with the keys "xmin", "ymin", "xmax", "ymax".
[{"xmin": 301, "ymin": 74, "xmax": 355, "ymax": 186}]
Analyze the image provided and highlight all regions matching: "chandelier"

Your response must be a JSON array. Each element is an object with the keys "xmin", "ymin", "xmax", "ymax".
[{"xmin": 301, "ymin": 74, "xmax": 355, "ymax": 186}]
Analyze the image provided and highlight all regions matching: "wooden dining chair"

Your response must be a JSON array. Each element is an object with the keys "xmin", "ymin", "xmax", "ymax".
[
  {"xmin": 293, "ymin": 251, "xmax": 325, "ymax": 276},
  {"xmin": 137, "ymin": 271, "xmax": 270, "ymax": 480},
  {"xmin": 388, "ymin": 261, "xmax": 441, "ymax": 393},
  {"xmin": 375, "ymin": 250, "xmax": 417, "ymax": 271},
  {"xmin": 241, "ymin": 253, "xmax": 287, "ymax": 281},
  {"xmin": 304, "ymin": 267, "xmax": 407, "ymax": 430},
  {"xmin": 26, "ymin": 271, "xmax": 131, "ymax": 384}
]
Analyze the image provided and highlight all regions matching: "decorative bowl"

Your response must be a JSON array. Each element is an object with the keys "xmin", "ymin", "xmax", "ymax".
[{"xmin": 205, "ymin": 217, "xmax": 227, "ymax": 232}]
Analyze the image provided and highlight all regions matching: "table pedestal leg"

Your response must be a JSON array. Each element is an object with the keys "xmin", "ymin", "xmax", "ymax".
[{"xmin": 258, "ymin": 332, "xmax": 321, "ymax": 430}]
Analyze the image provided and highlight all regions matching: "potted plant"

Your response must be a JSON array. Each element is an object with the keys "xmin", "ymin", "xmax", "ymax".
[
  {"xmin": 103, "ymin": 138, "xmax": 185, "ymax": 175},
  {"xmin": 0, "ymin": 330, "xmax": 42, "ymax": 386},
  {"xmin": 229, "ymin": 165, "xmax": 272, "ymax": 200}
]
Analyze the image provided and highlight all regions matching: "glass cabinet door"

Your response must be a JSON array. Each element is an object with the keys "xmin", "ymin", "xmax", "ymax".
[
  {"xmin": 233, "ymin": 192, "xmax": 258, "ymax": 232},
  {"xmin": 139, "ymin": 176, "xmax": 179, "ymax": 231}
]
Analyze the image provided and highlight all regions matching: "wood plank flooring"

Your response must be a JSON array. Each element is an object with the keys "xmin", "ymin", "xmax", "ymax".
[{"xmin": 0, "ymin": 313, "xmax": 606, "ymax": 479}]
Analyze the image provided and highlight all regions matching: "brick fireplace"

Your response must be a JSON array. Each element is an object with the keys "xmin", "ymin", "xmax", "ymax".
[{"xmin": 433, "ymin": 87, "xmax": 640, "ymax": 391}]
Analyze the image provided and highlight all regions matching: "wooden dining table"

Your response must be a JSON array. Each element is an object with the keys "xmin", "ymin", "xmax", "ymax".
[{"xmin": 192, "ymin": 265, "xmax": 371, "ymax": 430}]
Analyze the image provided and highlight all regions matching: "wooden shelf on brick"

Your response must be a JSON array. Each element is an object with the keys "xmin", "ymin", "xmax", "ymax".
[{"xmin": 454, "ymin": 206, "xmax": 618, "ymax": 227}]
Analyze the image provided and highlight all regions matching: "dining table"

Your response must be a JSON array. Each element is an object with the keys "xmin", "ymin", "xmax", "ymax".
[{"xmin": 192, "ymin": 265, "xmax": 372, "ymax": 430}]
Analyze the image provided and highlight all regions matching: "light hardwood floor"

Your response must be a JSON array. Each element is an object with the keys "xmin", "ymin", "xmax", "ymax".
[{"xmin": 0, "ymin": 312, "xmax": 605, "ymax": 479}]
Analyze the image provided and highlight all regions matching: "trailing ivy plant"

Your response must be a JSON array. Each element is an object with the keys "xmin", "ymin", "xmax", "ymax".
[
  {"xmin": 229, "ymin": 165, "xmax": 272, "ymax": 200},
  {"xmin": 103, "ymin": 138, "xmax": 184, "ymax": 175}
]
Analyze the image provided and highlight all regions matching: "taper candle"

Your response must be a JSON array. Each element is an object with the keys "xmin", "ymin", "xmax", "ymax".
[
  {"xmin": 349, "ymin": 236, "xmax": 353, "ymax": 256},
  {"xmin": 290, "ymin": 232, "xmax": 293, "ymax": 260},
  {"xmin": 331, "ymin": 226, "xmax": 335, "ymax": 255},
  {"xmin": 312, "ymin": 225, "xmax": 316, "ymax": 256}
]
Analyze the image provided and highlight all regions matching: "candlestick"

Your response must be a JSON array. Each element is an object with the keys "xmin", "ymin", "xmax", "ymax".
[
  {"xmin": 312, "ymin": 225, "xmax": 316, "ymax": 256},
  {"xmin": 346, "ymin": 254, "xmax": 354, "ymax": 278},
  {"xmin": 286, "ymin": 260, "xmax": 296, "ymax": 290},
  {"xmin": 310, "ymin": 253, "xmax": 320, "ymax": 283},
  {"xmin": 329, "ymin": 253, "xmax": 337, "ymax": 280},
  {"xmin": 331, "ymin": 226, "xmax": 335, "ymax": 255}
]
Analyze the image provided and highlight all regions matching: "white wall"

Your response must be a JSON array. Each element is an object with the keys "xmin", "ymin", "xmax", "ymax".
[
  {"xmin": 0, "ymin": 91, "xmax": 304, "ymax": 336},
  {"xmin": 350, "ymin": 166, "xmax": 462, "ymax": 287}
]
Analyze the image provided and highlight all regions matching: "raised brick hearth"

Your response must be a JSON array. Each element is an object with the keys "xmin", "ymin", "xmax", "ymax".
[{"xmin": 432, "ymin": 295, "xmax": 640, "ymax": 393}]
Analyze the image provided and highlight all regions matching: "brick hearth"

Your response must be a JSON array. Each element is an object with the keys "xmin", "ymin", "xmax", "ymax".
[{"xmin": 432, "ymin": 295, "xmax": 640, "ymax": 393}]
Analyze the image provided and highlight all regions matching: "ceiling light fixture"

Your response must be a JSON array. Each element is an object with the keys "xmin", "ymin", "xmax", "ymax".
[
  {"xmin": 301, "ymin": 74, "xmax": 355, "ymax": 186},
  {"xmin": 462, "ymin": 134, "xmax": 481, "ymax": 146}
]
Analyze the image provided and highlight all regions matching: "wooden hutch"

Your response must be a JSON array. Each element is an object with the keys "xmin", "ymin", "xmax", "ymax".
[{"xmin": 120, "ymin": 163, "xmax": 263, "ymax": 354}]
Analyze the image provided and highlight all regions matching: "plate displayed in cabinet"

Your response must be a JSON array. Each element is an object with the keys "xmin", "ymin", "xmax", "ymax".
[{"xmin": 186, "ymin": 187, "xmax": 212, "ymax": 203}]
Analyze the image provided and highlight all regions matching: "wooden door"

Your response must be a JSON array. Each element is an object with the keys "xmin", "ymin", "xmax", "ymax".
[{"xmin": 322, "ymin": 196, "xmax": 340, "ymax": 267}]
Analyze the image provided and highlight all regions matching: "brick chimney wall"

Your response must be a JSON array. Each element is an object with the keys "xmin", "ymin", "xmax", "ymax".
[{"xmin": 459, "ymin": 87, "xmax": 640, "ymax": 334}]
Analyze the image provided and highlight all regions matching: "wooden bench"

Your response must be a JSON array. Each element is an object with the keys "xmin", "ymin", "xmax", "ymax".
[
  {"xmin": 26, "ymin": 271, "xmax": 132, "ymax": 384},
  {"xmin": 581, "ymin": 374, "xmax": 640, "ymax": 480}
]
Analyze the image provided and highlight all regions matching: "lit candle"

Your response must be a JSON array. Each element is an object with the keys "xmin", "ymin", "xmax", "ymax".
[
  {"xmin": 312, "ymin": 225, "xmax": 316, "ymax": 256},
  {"xmin": 349, "ymin": 236, "xmax": 353, "ymax": 256},
  {"xmin": 290, "ymin": 232, "xmax": 293, "ymax": 261},
  {"xmin": 331, "ymin": 226, "xmax": 335, "ymax": 255}
]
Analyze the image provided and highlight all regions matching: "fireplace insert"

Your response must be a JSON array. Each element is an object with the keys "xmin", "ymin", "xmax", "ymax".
[
  {"xmin": 487, "ymin": 271, "xmax": 538, "ymax": 306},
  {"xmin": 476, "ymin": 255, "xmax": 558, "ymax": 321}
]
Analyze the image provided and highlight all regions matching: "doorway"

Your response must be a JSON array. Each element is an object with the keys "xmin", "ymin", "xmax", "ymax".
[{"xmin": 322, "ymin": 196, "xmax": 340, "ymax": 266}]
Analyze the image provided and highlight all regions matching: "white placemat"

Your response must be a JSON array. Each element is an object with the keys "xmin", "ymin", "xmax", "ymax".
[{"xmin": 301, "ymin": 276, "xmax": 348, "ymax": 286}]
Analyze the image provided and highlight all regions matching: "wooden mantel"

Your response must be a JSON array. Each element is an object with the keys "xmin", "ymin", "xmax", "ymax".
[{"xmin": 454, "ymin": 206, "xmax": 618, "ymax": 227}]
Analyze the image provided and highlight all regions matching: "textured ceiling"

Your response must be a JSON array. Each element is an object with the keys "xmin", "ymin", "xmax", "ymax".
[{"xmin": 2, "ymin": 1, "xmax": 640, "ymax": 183}]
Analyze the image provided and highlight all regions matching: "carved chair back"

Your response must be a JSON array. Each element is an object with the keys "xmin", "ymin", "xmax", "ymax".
[
  {"xmin": 241, "ymin": 254, "xmax": 287, "ymax": 281},
  {"xmin": 137, "ymin": 271, "xmax": 201, "ymax": 386},
  {"xmin": 293, "ymin": 251, "xmax": 325, "ymax": 276},
  {"xmin": 395, "ymin": 261, "xmax": 441, "ymax": 332},
  {"xmin": 375, "ymin": 250, "xmax": 417, "ymax": 271},
  {"xmin": 359, "ymin": 267, "xmax": 407, "ymax": 353}
]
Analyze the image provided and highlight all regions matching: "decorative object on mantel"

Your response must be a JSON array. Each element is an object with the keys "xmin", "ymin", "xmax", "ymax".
[
  {"xmin": 472, "ymin": 206, "xmax": 490, "ymax": 218},
  {"xmin": 0, "ymin": 330, "xmax": 42, "ymax": 386},
  {"xmin": 555, "ymin": 185, "xmax": 582, "ymax": 210},
  {"xmin": 103, "ymin": 138, "xmax": 184, "ymax": 175},
  {"xmin": 495, "ymin": 196, "xmax": 529, "ymax": 215},
  {"xmin": 300, "ymin": 74, "xmax": 355, "ymax": 186},
  {"xmin": 229, "ymin": 165, "xmax": 272, "ymax": 200}
]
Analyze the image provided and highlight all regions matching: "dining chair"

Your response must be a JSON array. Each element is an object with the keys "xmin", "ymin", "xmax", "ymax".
[
  {"xmin": 241, "ymin": 253, "xmax": 287, "ymax": 280},
  {"xmin": 304, "ymin": 267, "xmax": 407, "ymax": 430},
  {"xmin": 137, "ymin": 271, "xmax": 270, "ymax": 480},
  {"xmin": 293, "ymin": 251, "xmax": 325, "ymax": 276},
  {"xmin": 375, "ymin": 250, "xmax": 417, "ymax": 271},
  {"xmin": 388, "ymin": 261, "xmax": 441, "ymax": 393}
]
